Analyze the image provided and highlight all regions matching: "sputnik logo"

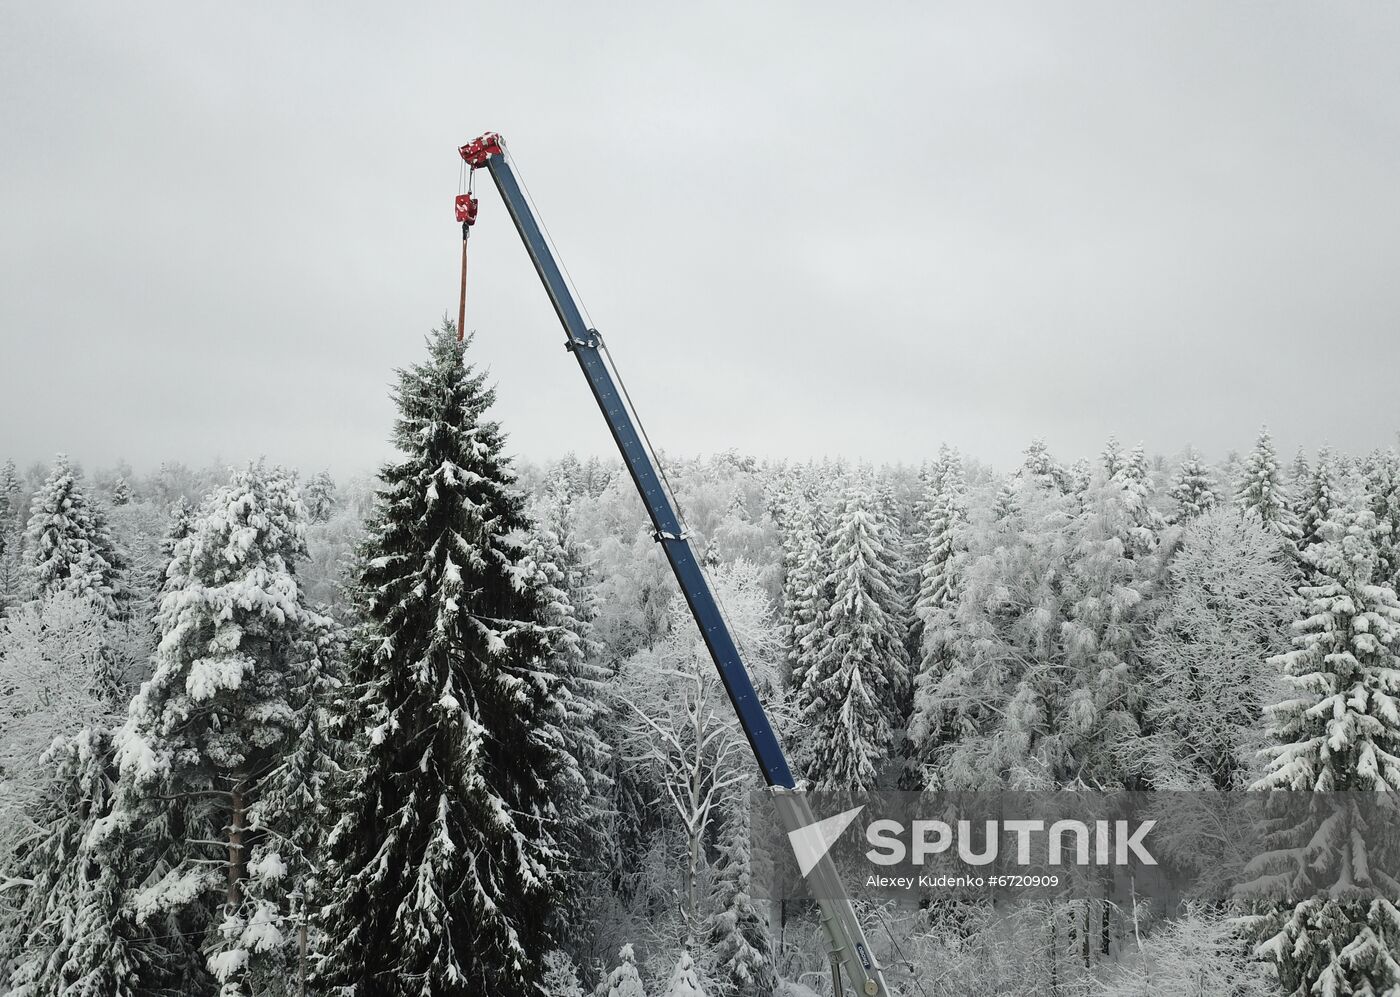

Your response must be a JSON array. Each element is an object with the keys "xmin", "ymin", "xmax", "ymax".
[{"xmin": 787, "ymin": 806, "xmax": 865, "ymax": 877}]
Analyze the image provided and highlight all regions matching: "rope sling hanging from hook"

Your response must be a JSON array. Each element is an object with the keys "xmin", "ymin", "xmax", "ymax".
[{"xmin": 454, "ymin": 165, "xmax": 480, "ymax": 342}]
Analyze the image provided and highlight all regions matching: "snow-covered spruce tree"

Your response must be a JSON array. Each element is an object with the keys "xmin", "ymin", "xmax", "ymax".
[
  {"xmin": 530, "ymin": 466, "xmax": 604, "ymax": 644},
  {"xmin": 662, "ymin": 949, "xmax": 708, "ymax": 997},
  {"xmin": 1255, "ymin": 514, "xmax": 1400, "ymax": 793},
  {"xmin": 706, "ymin": 802, "xmax": 776, "ymax": 997},
  {"xmin": 1142, "ymin": 508, "xmax": 1294, "ymax": 789},
  {"xmin": 0, "ymin": 458, "xmax": 20, "ymax": 594},
  {"xmin": 1168, "ymin": 447, "xmax": 1217, "ymax": 523},
  {"xmin": 515, "ymin": 503, "xmax": 613, "ymax": 936},
  {"xmin": 1100, "ymin": 436, "xmax": 1126, "ymax": 480},
  {"xmin": 114, "ymin": 461, "xmax": 337, "ymax": 996},
  {"xmin": 22, "ymin": 453, "xmax": 127, "ymax": 617},
  {"xmin": 155, "ymin": 495, "xmax": 194, "ymax": 593},
  {"xmin": 1296, "ymin": 447, "xmax": 1337, "ymax": 556},
  {"xmin": 1067, "ymin": 457, "xmax": 1093, "ymax": 500},
  {"xmin": 1236, "ymin": 427, "xmax": 1298, "ymax": 539},
  {"xmin": 796, "ymin": 483, "xmax": 906, "ymax": 792},
  {"xmin": 785, "ymin": 476, "xmax": 833, "ymax": 700},
  {"xmin": 1019, "ymin": 438, "xmax": 1068, "ymax": 493},
  {"xmin": 111, "ymin": 475, "xmax": 132, "ymax": 506},
  {"xmin": 5, "ymin": 728, "xmax": 140, "ymax": 997},
  {"xmin": 1248, "ymin": 509, "xmax": 1400, "ymax": 995},
  {"xmin": 909, "ymin": 446, "xmax": 966, "ymax": 653},
  {"xmin": 601, "ymin": 944, "xmax": 646, "ymax": 997},
  {"xmin": 0, "ymin": 457, "xmax": 19, "ymax": 504},
  {"xmin": 318, "ymin": 327, "xmax": 568, "ymax": 996},
  {"xmin": 1114, "ymin": 442, "xmax": 1166, "ymax": 543},
  {"xmin": 1289, "ymin": 447, "xmax": 1311, "ymax": 516},
  {"xmin": 303, "ymin": 471, "xmax": 337, "ymax": 523},
  {"xmin": 907, "ymin": 447, "xmax": 968, "ymax": 780},
  {"xmin": 1366, "ymin": 449, "xmax": 1400, "ymax": 589}
]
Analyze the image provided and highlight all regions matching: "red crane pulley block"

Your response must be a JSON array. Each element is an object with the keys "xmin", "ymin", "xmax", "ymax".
[
  {"xmin": 459, "ymin": 132, "xmax": 504, "ymax": 168},
  {"xmin": 455, "ymin": 193, "xmax": 479, "ymax": 226}
]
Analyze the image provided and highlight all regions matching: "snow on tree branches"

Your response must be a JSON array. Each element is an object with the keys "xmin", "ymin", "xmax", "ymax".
[
  {"xmin": 795, "ymin": 482, "xmax": 906, "ymax": 792},
  {"xmin": 1248, "ymin": 508, "xmax": 1400, "ymax": 995},
  {"xmin": 318, "ymin": 326, "xmax": 571, "ymax": 996},
  {"xmin": 22, "ymin": 454, "xmax": 127, "ymax": 617},
  {"xmin": 1236, "ymin": 428, "xmax": 1299, "ymax": 539}
]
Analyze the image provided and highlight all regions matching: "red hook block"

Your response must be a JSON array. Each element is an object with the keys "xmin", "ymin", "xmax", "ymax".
[{"xmin": 455, "ymin": 193, "xmax": 479, "ymax": 226}]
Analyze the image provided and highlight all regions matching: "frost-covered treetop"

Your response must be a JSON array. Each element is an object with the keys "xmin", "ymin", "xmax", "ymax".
[
  {"xmin": 22, "ymin": 453, "xmax": 126, "ymax": 617},
  {"xmin": 1256, "ymin": 509, "xmax": 1400, "ymax": 792},
  {"xmin": 603, "ymin": 945, "xmax": 646, "ymax": 997},
  {"xmin": 662, "ymin": 948, "xmax": 708, "ymax": 997},
  {"xmin": 121, "ymin": 460, "xmax": 324, "ymax": 785},
  {"xmin": 1237, "ymin": 427, "xmax": 1299, "ymax": 538}
]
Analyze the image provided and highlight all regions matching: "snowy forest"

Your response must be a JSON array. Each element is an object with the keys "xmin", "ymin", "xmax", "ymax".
[{"xmin": 2, "ymin": 323, "xmax": 1399, "ymax": 997}]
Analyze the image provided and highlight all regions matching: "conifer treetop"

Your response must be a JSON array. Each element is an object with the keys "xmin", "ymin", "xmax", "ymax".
[
  {"xmin": 1256, "ymin": 509, "xmax": 1400, "ymax": 793},
  {"xmin": 22, "ymin": 453, "xmax": 127, "ymax": 616}
]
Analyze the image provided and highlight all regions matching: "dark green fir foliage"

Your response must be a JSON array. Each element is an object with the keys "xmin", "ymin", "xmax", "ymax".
[{"xmin": 319, "ymin": 326, "xmax": 570, "ymax": 996}]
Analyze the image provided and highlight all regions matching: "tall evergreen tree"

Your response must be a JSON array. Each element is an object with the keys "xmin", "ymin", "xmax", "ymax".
[
  {"xmin": 1115, "ymin": 442, "xmax": 1166, "ymax": 541},
  {"xmin": 1100, "ymin": 436, "xmax": 1127, "ymax": 480},
  {"xmin": 303, "ymin": 471, "xmax": 337, "ymax": 523},
  {"xmin": 114, "ymin": 461, "xmax": 336, "ymax": 995},
  {"xmin": 1168, "ymin": 447, "xmax": 1217, "ymax": 523},
  {"xmin": 0, "ymin": 457, "xmax": 20, "ymax": 503},
  {"xmin": 907, "ymin": 447, "xmax": 969, "ymax": 778},
  {"xmin": 319, "ymin": 328, "xmax": 569, "ymax": 996},
  {"xmin": 1288, "ymin": 447, "xmax": 1311, "ymax": 517},
  {"xmin": 1366, "ymin": 449, "xmax": 1400, "ymax": 590},
  {"xmin": 515, "ymin": 506, "xmax": 612, "ymax": 936},
  {"xmin": 909, "ymin": 447, "xmax": 966, "ymax": 649},
  {"xmin": 1249, "ymin": 509, "xmax": 1400, "ymax": 995},
  {"xmin": 705, "ymin": 802, "xmax": 776, "ymax": 997},
  {"xmin": 155, "ymin": 495, "xmax": 194, "ymax": 593},
  {"xmin": 5, "ymin": 728, "xmax": 140, "ymax": 997},
  {"xmin": 1296, "ymin": 447, "xmax": 1337, "ymax": 556},
  {"xmin": 795, "ymin": 483, "xmax": 906, "ymax": 792},
  {"xmin": 1066, "ymin": 457, "xmax": 1093, "ymax": 500},
  {"xmin": 22, "ymin": 454, "xmax": 127, "ymax": 617},
  {"xmin": 1019, "ymin": 438, "xmax": 1067, "ymax": 493},
  {"xmin": 0, "ymin": 459, "xmax": 22, "ymax": 613},
  {"xmin": 784, "ymin": 476, "xmax": 833, "ymax": 699},
  {"xmin": 1236, "ymin": 427, "xmax": 1298, "ymax": 538}
]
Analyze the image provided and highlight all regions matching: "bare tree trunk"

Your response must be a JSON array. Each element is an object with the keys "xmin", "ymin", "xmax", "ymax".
[
  {"xmin": 684, "ymin": 700, "xmax": 706, "ymax": 939},
  {"xmin": 1082, "ymin": 900, "xmax": 1090, "ymax": 969},
  {"xmin": 227, "ymin": 773, "xmax": 248, "ymax": 913},
  {"xmin": 1130, "ymin": 875, "xmax": 1149, "ymax": 991}
]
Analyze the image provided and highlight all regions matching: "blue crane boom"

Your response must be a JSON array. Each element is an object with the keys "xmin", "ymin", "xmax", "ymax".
[{"xmin": 459, "ymin": 132, "xmax": 892, "ymax": 997}]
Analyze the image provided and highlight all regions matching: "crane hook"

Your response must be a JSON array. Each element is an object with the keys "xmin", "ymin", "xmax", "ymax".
[{"xmin": 454, "ymin": 192, "xmax": 479, "ymax": 342}]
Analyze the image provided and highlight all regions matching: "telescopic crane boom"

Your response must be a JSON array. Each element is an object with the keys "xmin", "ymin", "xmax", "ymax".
[{"xmin": 459, "ymin": 132, "xmax": 892, "ymax": 997}]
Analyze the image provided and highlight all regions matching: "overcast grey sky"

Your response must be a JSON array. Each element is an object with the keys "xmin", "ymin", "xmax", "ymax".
[{"xmin": 2, "ymin": 2, "xmax": 1398, "ymax": 477}]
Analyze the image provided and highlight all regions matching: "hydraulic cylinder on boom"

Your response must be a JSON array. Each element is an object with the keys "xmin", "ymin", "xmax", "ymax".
[{"xmin": 458, "ymin": 132, "xmax": 892, "ymax": 997}]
